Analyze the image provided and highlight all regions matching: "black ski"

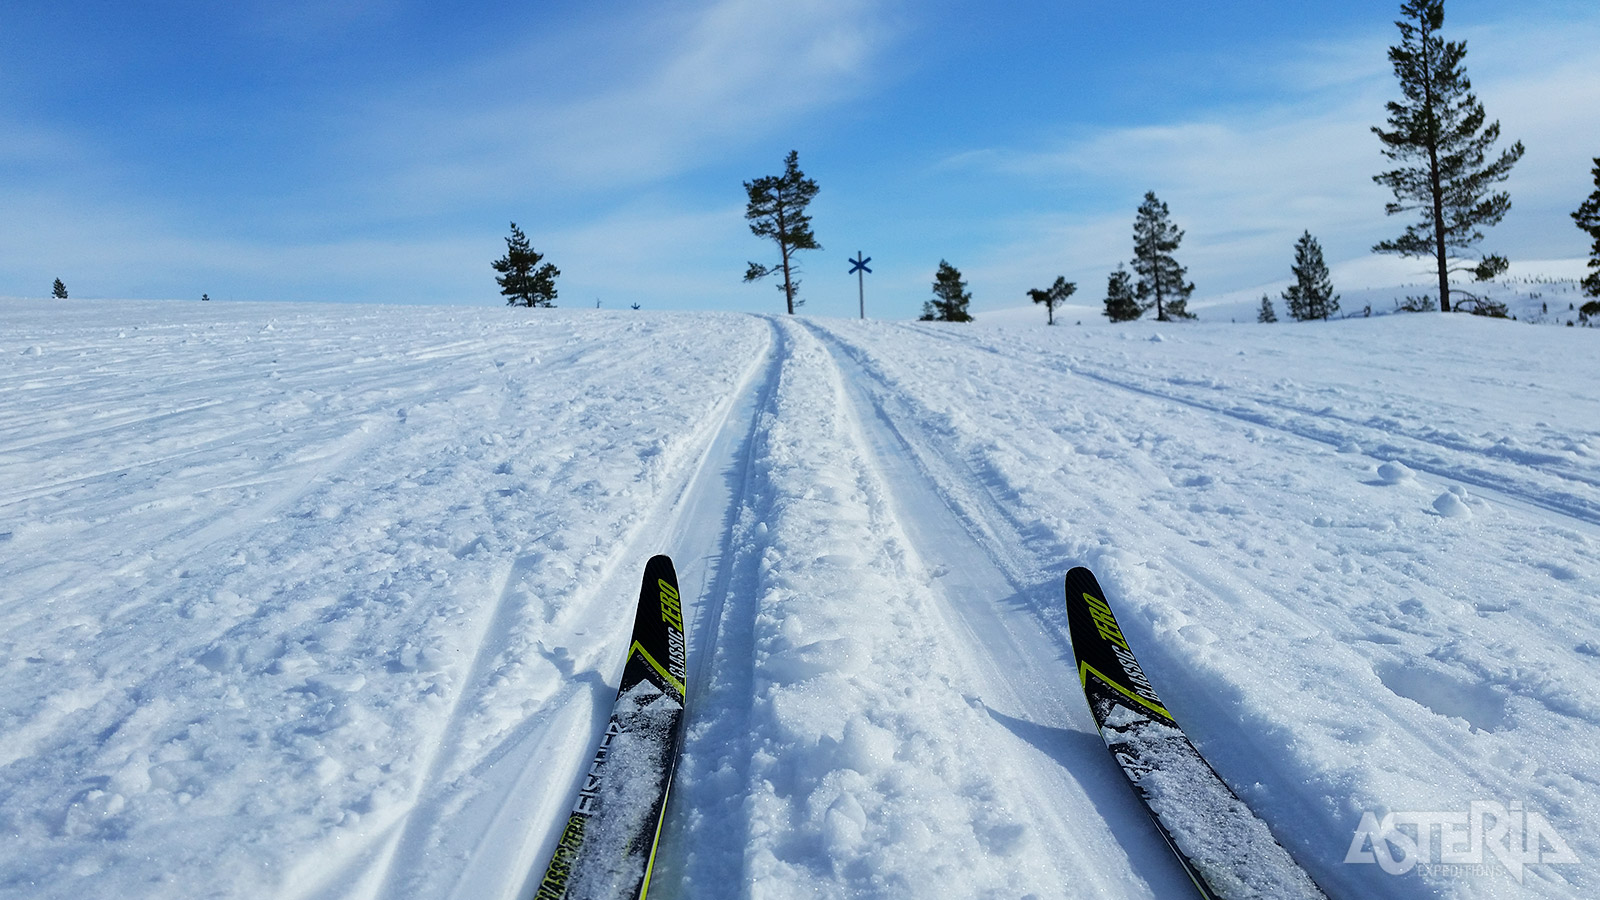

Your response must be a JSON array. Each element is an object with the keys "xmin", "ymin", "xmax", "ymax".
[
  {"xmin": 1064, "ymin": 566, "xmax": 1328, "ymax": 900},
  {"xmin": 537, "ymin": 554, "xmax": 687, "ymax": 900}
]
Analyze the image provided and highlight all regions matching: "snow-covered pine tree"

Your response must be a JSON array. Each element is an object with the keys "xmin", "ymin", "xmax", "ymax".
[
  {"xmin": 1131, "ymin": 192, "xmax": 1195, "ymax": 321},
  {"xmin": 52, "ymin": 278, "xmax": 67, "ymax": 299},
  {"xmin": 1102, "ymin": 265, "xmax": 1142, "ymax": 322},
  {"xmin": 1283, "ymin": 231, "xmax": 1340, "ymax": 320},
  {"xmin": 1575, "ymin": 156, "xmax": 1600, "ymax": 304},
  {"xmin": 743, "ymin": 150, "xmax": 821, "ymax": 315},
  {"xmin": 492, "ymin": 222, "xmax": 560, "ymax": 307},
  {"xmin": 1372, "ymin": 0, "xmax": 1523, "ymax": 313},
  {"xmin": 1258, "ymin": 294, "xmax": 1278, "ymax": 323},
  {"xmin": 920, "ymin": 260, "xmax": 974, "ymax": 322},
  {"xmin": 1027, "ymin": 276, "xmax": 1076, "ymax": 325}
]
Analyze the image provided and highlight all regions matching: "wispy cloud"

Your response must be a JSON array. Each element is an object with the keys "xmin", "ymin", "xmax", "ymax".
[{"xmin": 361, "ymin": 0, "xmax": 898, "ymax": 206}]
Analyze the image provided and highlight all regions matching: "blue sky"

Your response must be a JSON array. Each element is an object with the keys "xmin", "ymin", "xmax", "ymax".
[{"xmin": 4, "ymin": 0, "xmax": 1598, "ymax": 318}]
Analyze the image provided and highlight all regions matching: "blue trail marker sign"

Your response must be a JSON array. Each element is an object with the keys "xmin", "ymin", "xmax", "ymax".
[{"xmin": 849, "ymin": 252, "xmax": 871, "ymax": 319}]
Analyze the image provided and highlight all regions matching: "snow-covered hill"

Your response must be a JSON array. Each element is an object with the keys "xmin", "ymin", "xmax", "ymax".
[{"xmin": 3, "ymin": 298, "xmax": 1598, "ymax": 899}]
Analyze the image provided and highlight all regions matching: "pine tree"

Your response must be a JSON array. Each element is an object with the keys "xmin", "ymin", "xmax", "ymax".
[
  {"xmin": 743, "ymin": 150, "xmax": 820, "ymax": 314},
  {"xmin": 52, "ymin": 278, "xmax": 67, "ymax": 299},
  {"xmin": 1372, "ymin": 0, "xmax": 1523, "ymax": 313},
  {"xmin": 1574, "ymin": 156, "xmax": 1600, "ymax": 303},
  {"xmin": 1026, "ymin": 276, "xmax": 1076, "ymax": 326},
  {"xmin": 1102, "ymin": 265, "xmax": 1143, "ymax": 322},
  {"xmin": 1258, "ymin": 294, "xmax": 1279, "ymax": 323},
  {"xmin": 920, "ymin": 260, "xmax": 974, "ymax": 322},
  {"xmin": 1282, "ymin": 231, "xmax": 1340, "ymax": 320},
  {"xmin": 492, "ymin": 222, "xmax": 560, "ymax": 307},
  {"xmin": 1130, "ymin": 191, "xmax": 1195, "ymax": 321}
]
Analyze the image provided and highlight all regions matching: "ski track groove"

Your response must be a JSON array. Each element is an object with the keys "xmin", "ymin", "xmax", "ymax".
[
  {"xmin": 358, "ymin": 319, "xmax": 779, "ymax": 900},
  {"xmin": 807, "ymin": 321, "xmax": 1383, "ymax": 896},
  {"xmin": 653, "ymin": 316, "xmax": 788, "ymax": 898},
  {"xmin": 798, "ymin": 319, "xmax": 1194, "ymax": 899}
]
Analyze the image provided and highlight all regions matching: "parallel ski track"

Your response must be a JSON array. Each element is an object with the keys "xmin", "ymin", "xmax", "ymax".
[{"xmin": 799, "ymin": 320, "xmax": 1197, "ymax": 899}]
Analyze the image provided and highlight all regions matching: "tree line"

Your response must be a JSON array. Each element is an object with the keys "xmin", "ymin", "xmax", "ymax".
[{"xmin": 486, "ymin": 0, "xmax": 1600, "ymax": 322}]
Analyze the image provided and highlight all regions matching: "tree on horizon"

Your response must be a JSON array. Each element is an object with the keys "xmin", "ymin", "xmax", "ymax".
[
  {"xmin": 1283, "ymin": 231, "xmax": 1340, "ymax": 321},
  {"xmin": 492, "ymin": 222, "xmax": 560, "ymax": 307},
  {"xmin": 52, "ymin": 278, "xmax": 67, "ymax": 299},
  {"xmin": 920, "ymin": 260, "xmax": 974, "ymax": 322},
  {"xmin": 1102, "ymin": 265, "xmax": 1142, "ymax": 322},
  {"xmin": 1372, "ymin": 0, "xmax": 1523, "ymax": 313},
  {"xmin": 1027, "ymin": 276, "xmax": 1076, "ymax": 326},
  {"xmin": 743, "ymin": 150, "xmax": 820, "ymax": 315},
  {"xmin": 1130, "ymin": 192, "xmax": 1195, "ymax": 321},
  {"xmin": 1574, "ymin": 156, "xmax": 1600, "ymax": 304},
  {"xmin": 1258, "ymin": 294, "xmax": 1279, "ymax": 323}
]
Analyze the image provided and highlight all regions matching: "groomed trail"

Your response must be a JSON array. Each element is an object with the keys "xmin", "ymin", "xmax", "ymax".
[{"xmin": 3, "ymin": 301, "xmax": 1598, "ymax": 900}]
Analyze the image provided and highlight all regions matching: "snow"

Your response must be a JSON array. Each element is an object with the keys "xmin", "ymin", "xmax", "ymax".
[{"xmin": 3, "ymin": 297, "xmax": 1599, "ymax": 899}]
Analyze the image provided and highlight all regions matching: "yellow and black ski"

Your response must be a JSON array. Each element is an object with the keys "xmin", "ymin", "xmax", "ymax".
[
  {"xmin": 1064, "ymin": 566, "xmax": 1328, "ymax": 900},
  {"xmin": 537, "ymin": 554, "xmax": 687, "ymax": 900}
]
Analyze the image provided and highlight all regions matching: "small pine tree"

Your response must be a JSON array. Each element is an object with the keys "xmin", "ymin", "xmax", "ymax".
[
  {"xmin": 1102, "ymin": 265, "xmax": 1143, "ymax": 322},
  {"xmin": 52, "ymin": 278, "xmax": 67, "ymax": 299},
  {"xmin": 1258, "ymin": 294, "xmax": 1279, "ymax": 323},
  {"xmin": 743, "ymin": 150, "xmax": 821, "ymax": 314},
  {"xmin": 1372, "ymin": 0, "xmax": 1523, "ymax": 313},
  {"xmin": 1575, "ymin": 156, "xmax": 1600, "ymax": 300},
  {"xmin": 492, "ymin": 222, "xmax": 559, "ymax": 307},
  {"xmin": 201, "ymin": 293, "xmax": 211, "ymax": 302},
  {"xmin": 920, "ymin": 260, "xmax": 974, "ymax": 322},
  {"xmin": 1026, "ymin": 276, "xmax": 1076, "ymax": 326},
  {"xmin": 1130, "ymin": 191, "xmax": 1195, "ymax": 320},
  {"xmin": 1282, "ymin": 231, "xmax": 1340, "ymax": 321}
]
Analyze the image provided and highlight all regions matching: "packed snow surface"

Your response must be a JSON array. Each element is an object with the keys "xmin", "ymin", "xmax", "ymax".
[{"xmin": 3, "ymin": 299, "xmax": 1599, "ymax": 899}]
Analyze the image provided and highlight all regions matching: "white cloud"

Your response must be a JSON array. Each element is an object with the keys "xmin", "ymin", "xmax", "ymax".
[{"xmin": 364, "ymin": 0, "xmax": 897, "ymax": 205}]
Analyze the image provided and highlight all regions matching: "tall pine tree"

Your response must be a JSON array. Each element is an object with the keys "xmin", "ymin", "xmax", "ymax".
[
  {"xmin": 492, "ymin": 222, "xmax": 559, "ymax": 307},
  {"xmin": 1102, "ymin": 265, "xmax": 1142, "ymax": 322},
  {"xmin": 1130, "ymin": 192, "xmax": 1195, "ymax": 321},
  {"xmin": 51, "ymin": 278, "xmax": 67, "ymax": 299},
  {"xmin": 1282, "ymin": 231, "xmax": 1340, "ymax": 321},
  {"xmin": 1574, "ymin": 156, "xmax": 1600, "ymax": 303},
  {"xmin": 1372, "ymin": 0, "xmax": 1523, "ymax": 313},
  {"xmin": 1027, "ymin": 276, "xmax": 1076, "ymax": 326},
  {"xmin": 743, "ymin": 150, "xmax": 820, "ymax": 315},
  {"xmin": 920, "ymin": 260, "xmax": 974, "ymax": 322}
]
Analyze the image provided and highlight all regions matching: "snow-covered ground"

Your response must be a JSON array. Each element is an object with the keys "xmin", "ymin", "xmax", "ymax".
[{"xmin": 3, "ymin": 297, "xmax": 1598, "ymax": 899}]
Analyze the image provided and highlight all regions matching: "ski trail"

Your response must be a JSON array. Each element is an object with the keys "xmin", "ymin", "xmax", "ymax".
[
  {"xmin": 802, "ymin": 320, "xmax": 1193, "ymax": 898},
  {"xmin": 651, "ymin": 317, "xmax": 787, "ymax": 896},
  {"xmin": 352, "ymin": 318, "xmax": 780, "ymax": 900}
]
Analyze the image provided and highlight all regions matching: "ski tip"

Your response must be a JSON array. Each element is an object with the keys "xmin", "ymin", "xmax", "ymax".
[{"xmin": 1065, "ymin": 565, "xmax": 1100, "ymax": 591}]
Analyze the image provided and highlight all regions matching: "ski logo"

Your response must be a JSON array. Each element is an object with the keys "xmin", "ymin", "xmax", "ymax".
[
  {"xmin": 659, "ymin": 578, "xmax": 687, "ymax": 695},
  {"xmin": 1077, "ymin": 589, "xmax": 1172, "ymax": 722}
]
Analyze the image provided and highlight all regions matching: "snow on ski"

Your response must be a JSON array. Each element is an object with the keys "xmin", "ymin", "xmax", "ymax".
[
  {"xmin": 1064, "ymin": 566, "xmax": 1329, "ymax": 900},
  {"xmin": 537, "ymin": 554, "xmax": 687, "ymax": 900}
]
